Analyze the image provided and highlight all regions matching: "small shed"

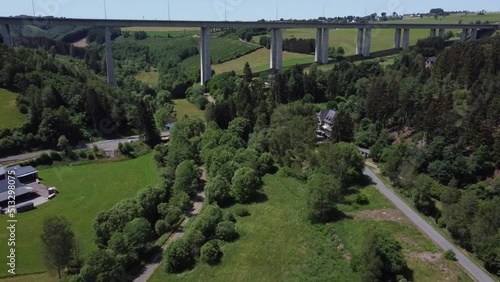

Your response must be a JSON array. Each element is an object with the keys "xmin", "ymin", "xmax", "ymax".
[{"xmin": 358, "ymin": 148, "xmax": 371, "ymax": 159}]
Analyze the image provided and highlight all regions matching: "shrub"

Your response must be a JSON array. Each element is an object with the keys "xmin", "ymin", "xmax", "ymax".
[
  {"xmin": 155, "ymin": 220, "xmax": 169, "ymax": 236},
  {"xmin": 200, "ymin": 240, "xmax": 222, "ymax": 265},
  {"xmin": 67, "ymin": 151, "xmax": 80, "ymax": 161},
  {"xmin": 444, "ymin": 250, "xmax": 457, "ymax": 261},
  {"xmin": 278, "ymin": 166, "xmax": 293, "ymax": 178},
  {"xmin": 234, "ymin": 207, "xmax": 250, "ymax": 217},
  {"xmin": 191, "ymin": 204, "xmax": 223, "ymax": 239},
  {"xmin": 216, "ymin": 221, "xmax": 238, "ymax": 242},
  {"xmin": 224, "ymin": 212, "xmax": 236, "ymax": 223},
  {"xmin": 164, "ymin": 239, "xmax": 194, "ymax": 273},
  {"xmin": 356, "ymin": 193, "xmax": 369, "ymax": 205},
  {"xmin": 37, "ymin": 153, "xmax": 53, "ymax": 165},
  {"xmin": 119, "ymin": 142, "xmax": 134, "ymax": 157},
  {"xmin": 50, "ymin": 151, "xmax": 62, "ymax": 161},
  {"xmin": 87, "ymin": 154, "xmax": 95, "ymax": 160},
  {"xmin": 78, "ymin": 150, "xmax": 87, "ymax": 159}
]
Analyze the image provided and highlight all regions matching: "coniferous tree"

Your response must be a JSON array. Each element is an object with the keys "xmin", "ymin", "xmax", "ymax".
[{"xmin": 136, "ymin": 97, "xmax": 161, "ymax": 148}]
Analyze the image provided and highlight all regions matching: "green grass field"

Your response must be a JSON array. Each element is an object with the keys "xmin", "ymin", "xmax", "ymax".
[
  {"xmin": 173, "ymin": 99, "xmax": 205, "ymax": 120},
  {"xmin": 122, "ymin": 26, "xmax": 200, "ymax": 38},
  {"xmin": 135, "ymin": 70, "xmax": 159, "ymax": 87},
  {"xmin": 149, "ymin": 174, "xmax": 471, "ymax": 282},
  {"xmin": 389, "ymin": 12, "xmax": 500, "ymax": 24},
  {"xmin": 212, "ymin": 48, "xmax": 314, "ymax": 74},
  {"xmin": 0, "ymin": 155, "xmax": 157, "ymax": 279},
  {"xmin": 179, "ymin": 37, "xmax": 261, "ymax": 72},
  {"xmin": 0, "ymin": 89, "xmax": 25, "ymax": 129}
]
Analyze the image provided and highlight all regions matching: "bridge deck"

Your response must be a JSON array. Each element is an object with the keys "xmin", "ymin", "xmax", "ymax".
[{"xmin": 0, "ymin": 17, "xmax": 498, "ymax": 30}]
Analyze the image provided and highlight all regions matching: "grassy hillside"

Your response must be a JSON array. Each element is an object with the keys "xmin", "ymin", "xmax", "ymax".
[
  {"xmin": 213, "ymin": 48, "xmax": 314, "ymax": 74},
  {"xmin": 135, "ymin": 70, "xmax": 159, "ymax": 87},
  {"xmin": 0, "ymin": 89, "xmax": 25, "ymax": 129},
  {"xmin": 179, "ymin": 37, "xmax": 261, "ymax": 72},
  {"xmin": 0, "ymin": 155, "xmax": 157, "ymax": 278},
  {"xmin": 115, "ymin": 35, "xmax": 260, "ymax": 73},
  {"xmin": 389, "ymin": 12, "xmax": 500, "ymax": 24},
  {"xmin": 122, "ymin": 26, "xmax": 200, "ymax": 38},
  {"xmin": 173, "ymin": 99, "xmax": 205, "ymax": 120},
  {"xmin": 149, "ymin": 174, "xmax": 472, "ymax": 282}
]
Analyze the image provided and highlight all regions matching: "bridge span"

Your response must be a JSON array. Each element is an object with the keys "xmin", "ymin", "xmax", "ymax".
[{"xmin": 0, "ymin": 17, "xmax": 497, "ymax": 85}]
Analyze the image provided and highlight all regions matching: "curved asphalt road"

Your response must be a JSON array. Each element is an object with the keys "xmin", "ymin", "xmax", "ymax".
[
  {"xmin": 0, "ymin": 132, "xmax": 169, "ymax": 164},
  {"xmin": 364, "ymin": 168, "xmax": 495, "ymax": 282}
]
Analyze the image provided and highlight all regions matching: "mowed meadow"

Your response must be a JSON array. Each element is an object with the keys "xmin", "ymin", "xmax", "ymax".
[
  {"xmin": 149, "ymin": 174, "xmax": 472, "ymax": 282},
  {"xmin": 0, "ymin": 155, "xmax": 157, "ymax": 280},
  {"xmin": 0, "ymin": 89, "xmax": 25, "ymax": 129}
]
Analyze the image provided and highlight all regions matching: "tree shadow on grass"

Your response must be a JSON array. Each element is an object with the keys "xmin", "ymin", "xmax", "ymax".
[
  {"xmin": 249, "ymin": 191, "xmax": 268, "ymax": 204},
  {"xmin": 311, "ymin": 209, "xmax": 352, "ymax": 224},
  {"xmin": 353, "ymin": 174, "xmax": 375, "ymax": 188}
]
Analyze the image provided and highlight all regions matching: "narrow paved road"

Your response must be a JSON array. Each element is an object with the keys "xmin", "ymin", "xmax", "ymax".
[
  {"xmin": 0, "ymin": 132, "xmax": 169, "ymax": 164},
  {"xmin": 364, "ymin": 168, "xmax": 495, "ymax": 282},
  {"xmin": 134, "ymin": 167, "xmax": 207, "ymax": 282}
]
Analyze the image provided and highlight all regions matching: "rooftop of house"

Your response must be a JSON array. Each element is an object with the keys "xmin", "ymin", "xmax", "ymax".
[
  {"xmin": 6, "ymin": 165, "xmax": 38, "ymax": 178},
  {"xmin": 0, "ymin": 186, "xmax": 33, "ymax": 204},
  {"xmin": 0, "ymin": 176, "xmax": 22, "ymax": 194},
  {"xmin": 318, "ymin": 109, "xmax": 337, "ymax": 124},
  {"xmin": 358, "ymin": 147, "xmax": 371, "ymax": 155},
  {"xmin": 0, "ymin": 165, "xmax": 38, "ymax": 195}
]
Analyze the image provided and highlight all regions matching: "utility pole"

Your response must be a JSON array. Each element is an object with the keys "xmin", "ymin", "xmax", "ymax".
[
  {"xmin": 225, "ymin": 0, "xmax": 227, "ymax": 21},
  {"xmin": 103, "ymin": 0, "xmax": 108, "ymax": 19},
  {"xmin": 276, "ymin": 6, "xmax": 278, "ymax": 20},
  {"xmin": 168, "ymin": 1, "xmax": 171, "ymax": 20},
  {"xmin": 31, "ymin": 0, "xmax": 36, "ymax": 17}
]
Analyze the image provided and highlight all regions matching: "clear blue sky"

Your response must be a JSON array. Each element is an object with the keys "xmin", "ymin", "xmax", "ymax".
[{"xmin": 2, "ymin": 0, "xmax": 498, "ymax": 21}]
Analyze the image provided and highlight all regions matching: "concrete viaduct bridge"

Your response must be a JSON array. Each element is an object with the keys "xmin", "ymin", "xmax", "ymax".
[{"xmin": 0, "ymin": 17, "xmax": 497, "ymax": 86}]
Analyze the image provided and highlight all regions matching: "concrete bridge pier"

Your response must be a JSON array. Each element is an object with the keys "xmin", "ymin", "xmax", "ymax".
[
  {"xmin": 363, "ymin": 28, "xmax": 371, "ymax": 57},
  {"xmin": 315, "ymin": 28, "xmax": 322, "ymax": 63},
  {"xmin": 394, "ymin": 28, "xmax": 401, "ymax": 49},
  {"xmin": 0, "ymin": 24, "xmax": 13, "ymax": 48},
  {"xmin": 439, "ymin": 28, "xmax": 446, "ymax": 39},
  {"xmin": 200, "ymin": 27, "xmax": 211, "ymax": 85},
  {"xmin": 430, "ymin": 28, "xmax": 436, "ymax": 38},
  {"xmin": 277, "ymin": 28, "xmax": 283, "ymax": 68},
  {"xmin": 461, "ymin": 29, "xmax": 468, "ymax": 41},
  {"xmin": 322, "ymin": 28, "xmax": 329, "ymax": 64},
  {"xmin": 402, "ymin": 28, "xmax": 410, "ymax": 50},
  {"xmin": 270, "ymin": 28, "xmax": 283, "ymax": 70},
  {"xmin": 356, "ymin": 28, "xmax": 364, "ymax": 55},
  {"xmin": 471, "ymin": 29, "xmax": 478, "ymax": 40},
  {"xmin": 104, "ymin": 27, "xmax": 116, "ymax": 87}
]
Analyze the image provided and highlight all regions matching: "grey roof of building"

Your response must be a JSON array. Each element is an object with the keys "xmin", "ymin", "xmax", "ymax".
[
  {"xmin": 0, "ymin": 177, "xmax": 22, "ymax": 194},
  {"xmin": 324, "ymin": 110, "xmax": 337, "ymax": 124},
  {"xmin": 318, "ymin": 109, "xmax": 337, "ymax": 124},
  {"xmin": 318, "ymin": 110, "xmax": 330, "ymax": 122},
  {"xmin": 0, "ymin": 186, "xmax": 33, "ymax": 203},
  {"xmin": 7, "ymin": 165, "xmax": 38, "ymax": 178},
  {"xmin": 358, "ymin": 147, "xmax": 371, "ymax": 155}
]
